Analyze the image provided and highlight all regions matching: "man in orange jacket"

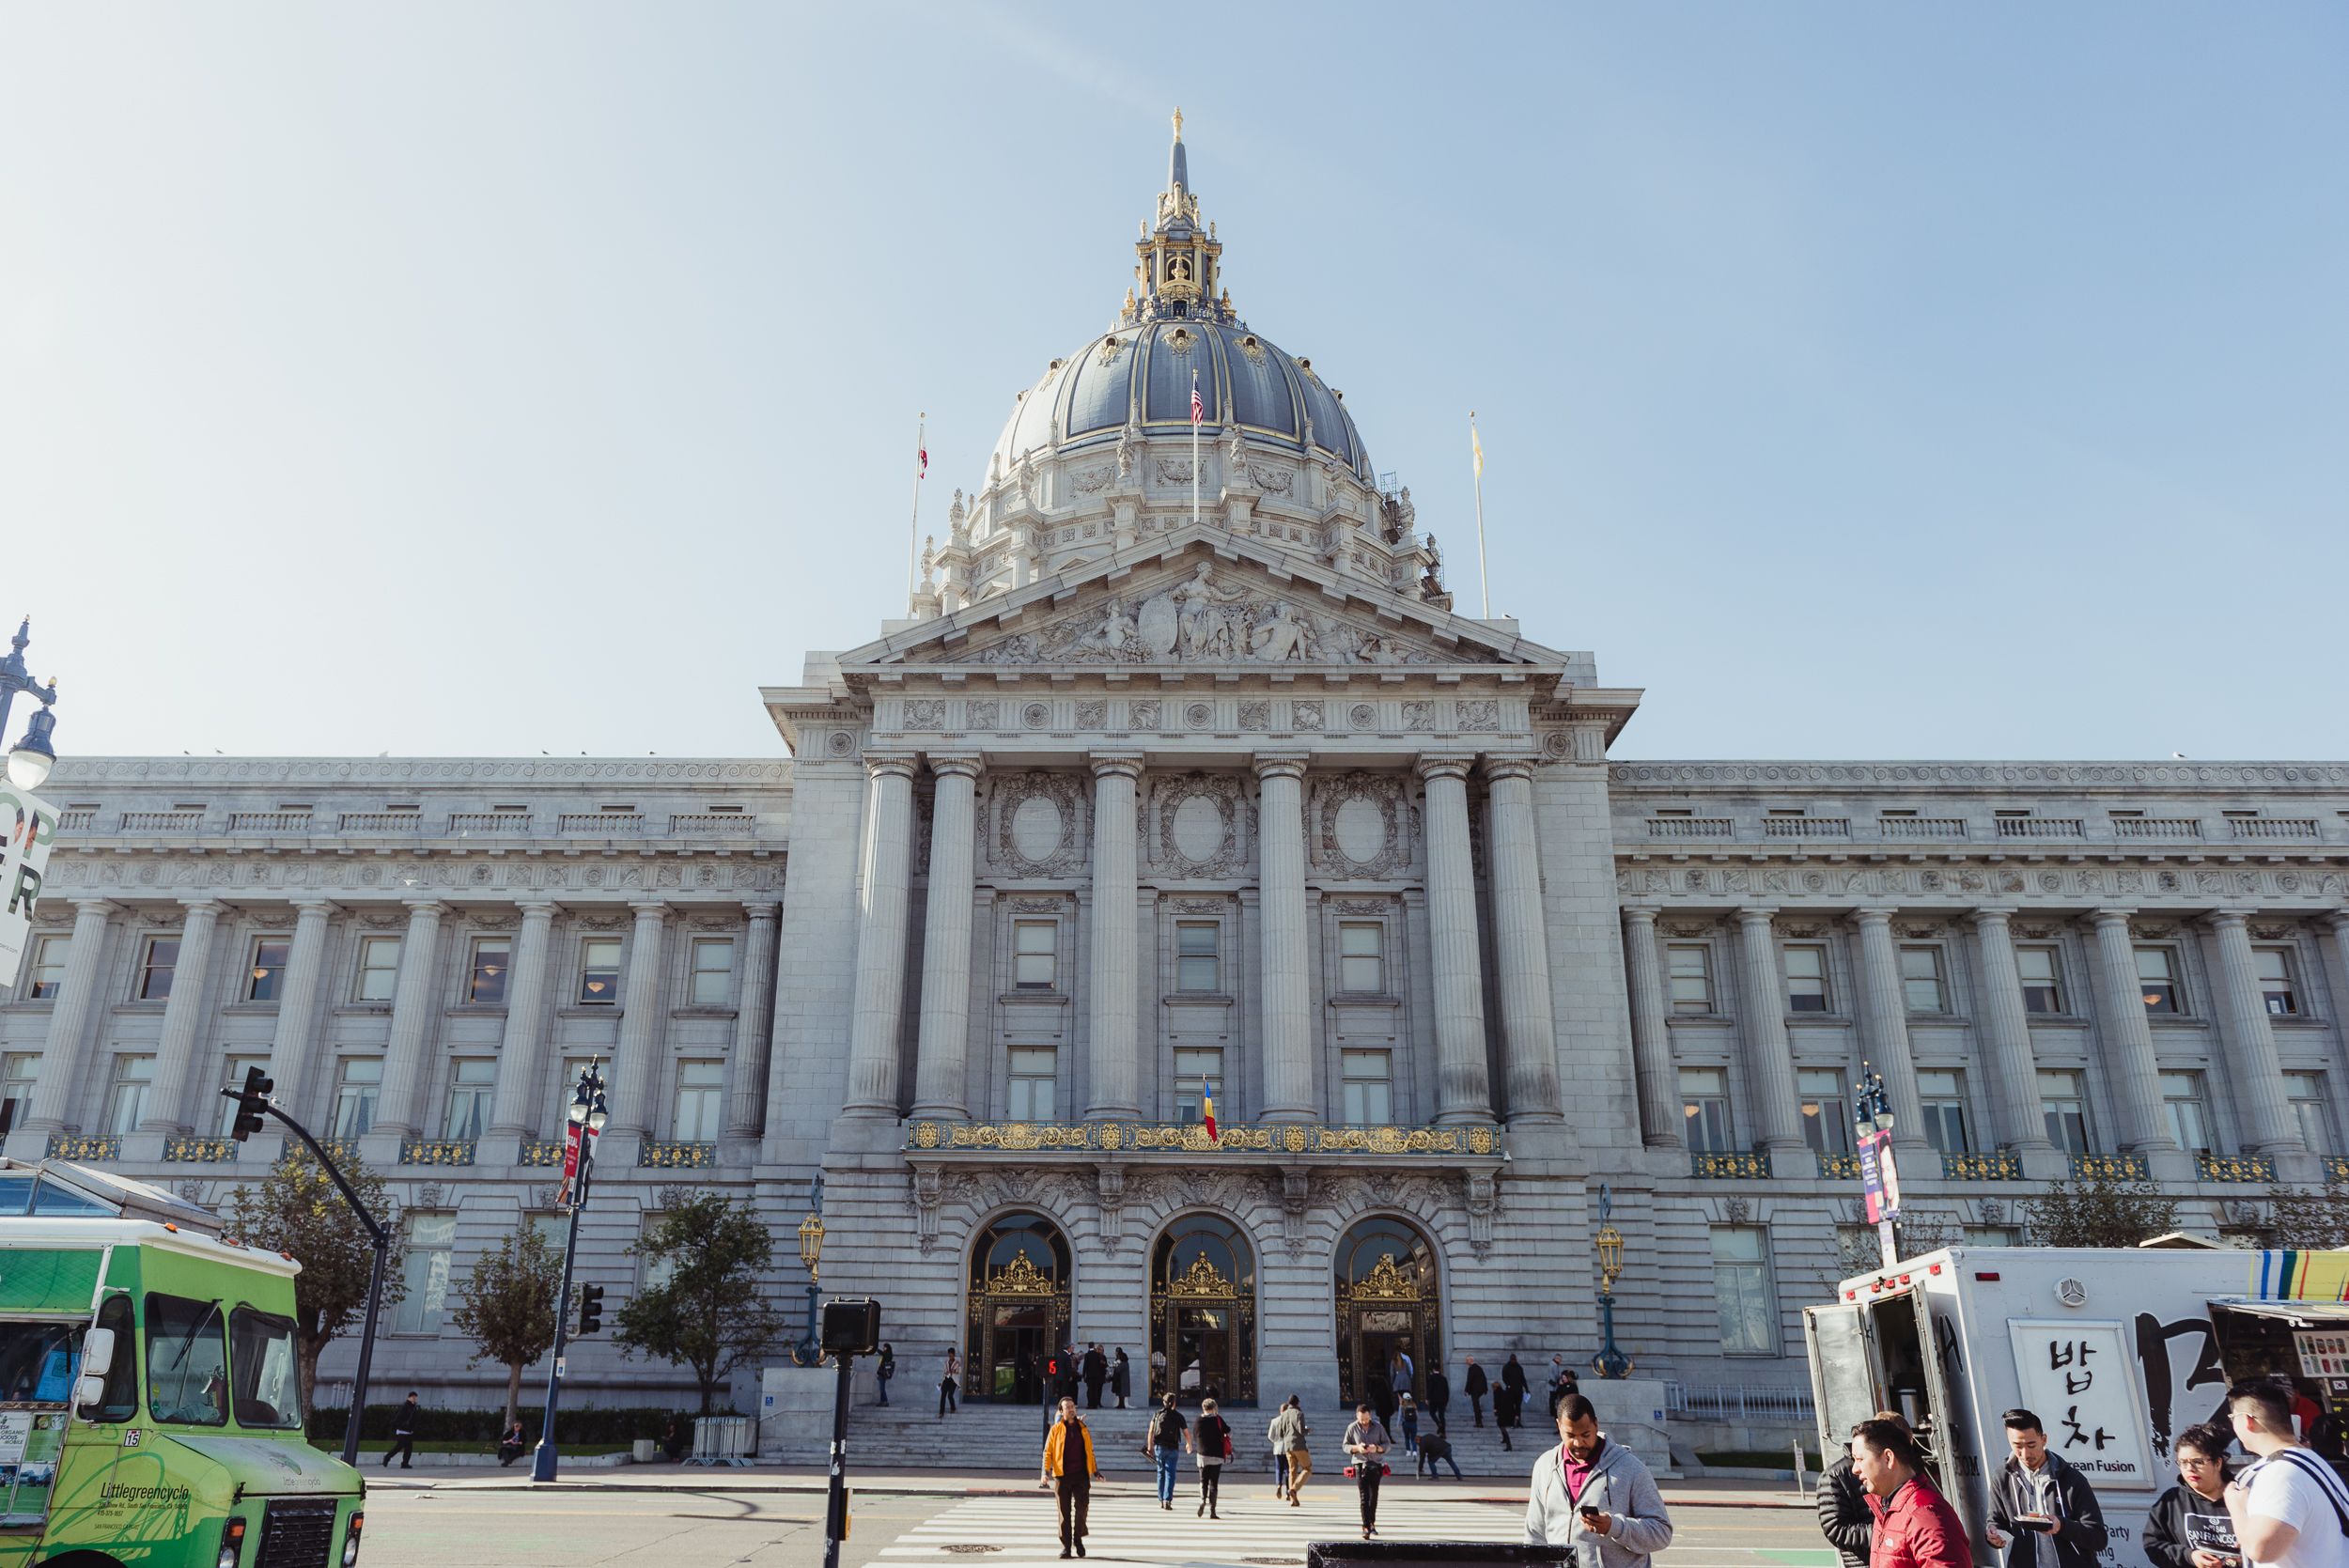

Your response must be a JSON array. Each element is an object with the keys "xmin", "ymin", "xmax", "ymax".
[{"xmin": 1041, "ymin": 1396, "xmax": 1099, "ymax": 1559}]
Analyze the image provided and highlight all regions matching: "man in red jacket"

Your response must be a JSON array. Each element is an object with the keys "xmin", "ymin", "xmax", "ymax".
[{"xmin": 1855, "ymin": 1418, "xmax": 1971, "ymax": 1568}]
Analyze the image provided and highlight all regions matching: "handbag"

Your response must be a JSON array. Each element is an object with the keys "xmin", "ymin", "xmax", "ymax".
[{"xmin": 1223, "ymin": 1432, "xmax": 1235, "ymax": 1460}]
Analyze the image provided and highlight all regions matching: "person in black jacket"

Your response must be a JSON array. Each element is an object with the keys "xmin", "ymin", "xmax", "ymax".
[
  {"xmin": 1500, "ymin": 1355, "xmax": 1529, "ymax": 1427},
  {"xmin": 1817, "ymin": 1426, "xmax": 1875, "ymax": 1568},
  {"xmin": 2144, "ymin": 1422, "xmax": 2238, "ymax": 1568},
  {"xmin": 1492, "ymin": 1377, "xmax": 1520, "ymax": 1452},
  {"xmin": 1425, "ymin": 1364, "xmax": 1451, "ymax": 1436},
  {"xmin": 1986, "ymin": 1408, "xmax": 2110, "ymax": 1568},
  {"xmin": 1082, "ymin": 1344, "xmax": 1108, "ymax": 1409},
  {"xmin": 877, "ymin": 1343, "xmax": 894, "ymax": 1406},
  {"xmin": 1463, "ymin": 1358, "xmax": 1489, "ymax": 1426}
]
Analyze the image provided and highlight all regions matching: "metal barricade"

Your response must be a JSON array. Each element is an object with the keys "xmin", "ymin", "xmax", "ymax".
[{"xmin": 686, "ymin": 1414, "xmax": 756, "ymax": 1467}]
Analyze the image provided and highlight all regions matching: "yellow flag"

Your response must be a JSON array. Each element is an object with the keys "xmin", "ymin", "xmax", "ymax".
[{"xmin": 1470, "ymin": 423, "xmax": 1484, "ymax": 479}]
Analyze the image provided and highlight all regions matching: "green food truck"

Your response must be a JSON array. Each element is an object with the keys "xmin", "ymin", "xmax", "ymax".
[{"xmin": 0, "ymin": 1157, "xmax": 365, "ymax": 1568}]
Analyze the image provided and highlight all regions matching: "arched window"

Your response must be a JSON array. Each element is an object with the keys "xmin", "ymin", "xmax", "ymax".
[
  {"xmin": 966, "ymin": 1213, "xmax": 1071, "ymax": 1404},
  {"xmin": 1333, "ymin": 1214, "xmax": 1440, "ymax": 1409},
  {"xmin": 1150, "ymin": 1213, "xmax": 1257, "ymax": 1406}
]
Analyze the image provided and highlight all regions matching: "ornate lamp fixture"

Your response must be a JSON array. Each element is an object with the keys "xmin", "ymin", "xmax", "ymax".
[
  {"xmin": 792, "ymin": 1176, "xmax": 828, "ymax": 1366},
  {"xmin": 1591, "ymin": 1186, "xmax": 1634, "ymax": 1379}
]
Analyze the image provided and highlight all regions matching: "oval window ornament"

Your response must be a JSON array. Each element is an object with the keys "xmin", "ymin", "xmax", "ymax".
[{"xmin": 2054, "ymin": 1277, "xmax": 2089, "ymax": 1308}]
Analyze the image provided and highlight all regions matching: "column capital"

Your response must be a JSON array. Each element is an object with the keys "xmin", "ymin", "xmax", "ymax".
[
  {"xmin": 864, "ymin": 753, "xmax": 921, "ymax": 782},
  {"xmin": 1621, "ymin": 905, "xmax": 1661, "ymax": 924},
  {"xmin": 2089, "ymin": 907, "xmax": 2138, "ymax": 928},
  {"xmin": 176, "ymin": 897, "xmax": 227, "ymax": 917},
  {"xmin": 1480, "ymin": 755, "xmax": 1540, "ymax": 784},
  {"xmin": 400, "ymin": 899, "xmax": 448, "ymax": 920},
  {"xmin": 927, "ymin": 753, "xmax": 987, "ymax": 782},
  {"xmin": 69, "ymin": 896, "xmax": 119, "ymax": 917},
  {"xmin": 513, "ymin": 898, "xmax": 561, "ymax": 918},
  {"xmin": 288, "ymin": 895, "xmax": 340, "ymax": 916},
  {"xmin": 1412, "ymin": 754, "xmax": 1474, "ymax": 784},
  {"xmin": 1851, "ymin": 906, "xmax": 1898, "ymax": 924},
  {"xmin": 626, "ymin": 899, "xmax": 669, "ymax": 921},
  {"xmin": 1090, "ymin": 753, "xmax": 1147, "ymax": 782},
  {"xmin": 740, "ymin": 900, "xmax": 782, "ymax": 922},
  {"xmin": 1965, "ymin": 907, "xmax": 2014, "ymax": 928},
  {"xmin": 2326, "ymin": 908, "xmax": 2349, "ymax": 934},
  {"xmin": 1251, "ymin": 753, "xmax": 1310, "ymax": 783},
  {"xmin": 1732, "ymin": 906, "xmax": 1779, "ymax": 926},
  {"xmin": 2201, "ymin": 908, "xmax": 2254, "ymax": 931}
]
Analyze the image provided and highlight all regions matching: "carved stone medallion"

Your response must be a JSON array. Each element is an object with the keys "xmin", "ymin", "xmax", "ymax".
[
  {"xmin": 1307, "ymin": 772, "xmax": 1416, "ymax": 880},
  {"xmin": 988, "ymin": 772, "xmax": 1090, "ymax": 877},
  {"xmin": 1147, "ymin": 773, "xmax": 1255, "ymax": 879}
]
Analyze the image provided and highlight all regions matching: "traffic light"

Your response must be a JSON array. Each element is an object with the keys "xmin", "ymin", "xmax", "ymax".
[
  {"xmin": 820, "ymin": 1298, "xmax": 880, "ymax": 1355},
  {"xmin": 228, "ymin": 1065, "xmax": 273, "ymax": 1143},
  {"xmin": 577, "ymin": 1284, "xmax": 604, "ymax": 1337}
]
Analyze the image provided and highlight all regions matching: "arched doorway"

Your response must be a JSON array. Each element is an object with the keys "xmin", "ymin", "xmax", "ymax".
[
  {"xmin": 966, "ymin": 1213, "xmax": 1072, "ymax": 1404},
  {"xmin": 1334, "ymin": 1215, "xmax": 1440, "ymax": 1407},
  {"xmin": 1149, "ymin": 1213, "xmax": 1257, "ymax": 1407}
]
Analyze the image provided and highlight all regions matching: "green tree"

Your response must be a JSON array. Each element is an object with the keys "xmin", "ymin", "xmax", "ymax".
[
  {"xmin": 449, "ymin": 1221, "xmax": 570, "ymax": 1429},
  {"xmin": 222, "ymin": 1151, "xmax": 408, "ymax": 1409},
  {"xmin": 615, "ymin": 1191, "xmax": 785, "ymax": 1415},
  {"xmin": 2264, "ymin": 1182, "xmax": 2349, "ymax": 1250},
  {"xmin": 2022, "ymin": 1171, "xmax": 2180, "ymax": 1249}
]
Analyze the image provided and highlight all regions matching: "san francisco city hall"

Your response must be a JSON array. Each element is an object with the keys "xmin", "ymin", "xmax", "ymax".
[{"xmin": 12, "ymin": 121, "xmax": 2349, "ymax": 1437}]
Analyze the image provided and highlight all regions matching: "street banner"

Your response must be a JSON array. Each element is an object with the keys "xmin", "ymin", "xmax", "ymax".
[
  {"xmin": 0, "ymin": 786, "xmax": 58, "ymax": 977},
  {"xmin": 558, "ymin": 1120, "xmax": 583, "ymax": 1205},
  {"xmin": 1858, "ymin": 1126, "xmax": 1903, "ymax": 1222}
]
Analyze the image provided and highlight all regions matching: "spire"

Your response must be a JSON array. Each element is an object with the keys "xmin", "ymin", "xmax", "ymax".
[
  {"xmin": 1168, "ymin": 105, "xmax": 1188, "ymax": 199},
  {"xmin": 1126, "ymin": 109, "xmax": 1234, "ymax": 327}
]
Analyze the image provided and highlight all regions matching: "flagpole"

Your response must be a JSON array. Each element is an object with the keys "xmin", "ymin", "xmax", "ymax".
[
  {"xmin": 1191, "ymin": 370, "xmax": 1201, "ymax": 529},
  {"xmin": 1470, "ymin": 411, "xmax": 1490, "ymax": 618},
  {"xmin": 906, "ymin": 412, "xmax": 926, "ymax": 609}
]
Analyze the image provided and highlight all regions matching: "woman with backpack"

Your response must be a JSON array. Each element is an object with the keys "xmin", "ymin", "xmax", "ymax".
[{"xmin": 1194, "ymin": 1398, "xmax": 1233, "ymax": 1519}]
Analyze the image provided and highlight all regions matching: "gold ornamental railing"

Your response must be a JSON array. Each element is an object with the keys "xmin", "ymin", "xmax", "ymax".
[
  {"xmin": 903, "ymin": 1120, "xmax": 1501, "ymax": 1157},
  {"xmin": 163, "ymin": 1136, "xmax": 240, "ymax": 1163}
]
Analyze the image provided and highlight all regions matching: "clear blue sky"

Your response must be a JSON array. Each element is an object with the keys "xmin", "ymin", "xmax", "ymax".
[{"xmin": 11, "ymin": 4, "xmax": 2343, "ymax": 763}]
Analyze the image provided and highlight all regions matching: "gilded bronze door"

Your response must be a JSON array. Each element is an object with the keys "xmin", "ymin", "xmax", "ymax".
[
  {"xmin": 965, "ymin": 1213, "xmax": 1072, "ymax": 1405},
  {"xmin": 1334, "ymin": 1217, "xmax": 1441, "ymax": 1407},
  {"xmin": 1148, "ymin": 1214, "xmax": 1256, "ymax": 1406}
]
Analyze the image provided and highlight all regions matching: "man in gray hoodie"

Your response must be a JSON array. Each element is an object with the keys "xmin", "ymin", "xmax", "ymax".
[{"xmin": 1525, "ymin": 1394, "xmax": 1675, "ymax": 1568}]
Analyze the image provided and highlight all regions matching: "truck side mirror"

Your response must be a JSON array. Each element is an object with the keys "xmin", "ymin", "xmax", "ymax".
[
  {"xmin": 73, "ymin": 1374, "xmax": 104, "ymax": 1410},
  {"xmin": 80, "ymin": 1327, "xmax": 115, "ymax": 1376}
]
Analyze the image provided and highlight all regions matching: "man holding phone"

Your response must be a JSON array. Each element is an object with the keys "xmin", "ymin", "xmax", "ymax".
[
  {"xmin": 1525, "ymin": 1394, "xmax": 1674, "ymax": 1568},
  {"xmin": 1988, "ymin": 1408, "xmax": 2109, "ymax": 1568}
]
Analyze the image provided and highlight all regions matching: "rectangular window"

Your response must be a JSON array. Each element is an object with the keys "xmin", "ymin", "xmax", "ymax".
[
  {"xmin": 1681, "ymin": 1065, "xmax": 1732, "ymax": 1152},
  {"xmin": 1007, "ymin": 1047, "xmax": 1056, "ymax": 1121},
  {"xmin": 332, "ymin": 1056, "xmax": 382, "ymax": 1140},
  {"xmin": 1900, "ymin": 947, "xmax": 1948, "ymax": 1014},
  {"xmin": 466, "ymin": 938, "xmax": 510, "ymax": 1004},
  {"xmin": 579, "ymin": 938, "xmax": 621, "ymax": 1004},
  {"xmin": 1711, "ymin": 1225, "xmax": 1776, "ymax": 1356},
  {"xmin": 2288, "ymin": 1072, "xmax": 2334, "ymax": 1155},
  {"xmin": 1342, "ymin": 1050, "xmax": 1393, "ymax": 1125},
  {"xmin": 673, "ymin": 1059, "xmax": 723, "ymax": 1141},
  {"xmin": 104, "ymin": 1055, "xmax": 155, "ymax": 1135},
  {"xmin": 394, "ymin": 1212, "xmax": 458, "ymax": 1336},
  {"xmin": 1798, "ymin": 1068, "xmax": 1849, "ymax": 1155},
  {"xmin": 26, "ymin": 934, "xmax": 70, "ymax": 1001},
  {"xmin": 139, "ymin": 937, "xmax": 180, "ymax": 1001},
  {"xmin": 213, "ymin": 1055, "xmax": 270, "ymax": 1136},
  {"xmin": 355, "ymin": 936, "xmax": 401, "ymax": 1002},
  {"xmin": 690, "ymin": 939, "xmax": 736, "ymax": 1006},
  {"xmin": 2017, "ymin": 947, "xmax": 2063, "ymax": 1015},
  {"xmin": 1668, "ymin": 946, "xmax": 1714, "ymax": 1014},
  {"xmin": 2256, "ymin": 949, "xmax": 2299, "ymax": 1017},
  {"xmin": 246, "ymin": 938, "xmax": 289, "ymax": 1001},
  {"xmin": 1916, "ymin": 1069, "xmax": 1970, "ymax": 1154},
  {"xmin": 2040, "ymin": 1068, "xmax": 2092, "ymax": 1153},
  {"xmin": 2162, "ymin": 1071, "xmax": 2212, "ymax": 1154},
  {"xmin": 443, "ymin": 1058, "xmax": 496, "ymax": 1141},
  {"xmin": 1339, "ymin": 924, "xmax": 1385, "ymax": 994},
  {"xmin": 1014, "ymin": 922, "xmax": 1057, "ymax": 990},
  {"xmin": 1965, "ymin": 1225, "xmax": 2022, "ymax": 1248},
  {"xmin": 1174, "ymin": 1048, "xmax": 1223, "ymax": 1125},
  {"xmin": 1175, "ymin": 923, "xmax": 1220, "ymax": 992},
  {"xmin": 2136, "ymin": 947, "xmax": 2181, "ymax": 1014},
  {"xmin": 0, "ymin": 1053, "xmax": 39, "ymax": 1137},
  {"xmin": 1784, "ymin": 947, "xmax": 1829, "ymax": 1013}
]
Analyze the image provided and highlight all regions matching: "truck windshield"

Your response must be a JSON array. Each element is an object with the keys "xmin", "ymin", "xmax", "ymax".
[
  {"xmin": 144, "ymin": 1294, "xmax": 227, "ymax": 1426},
  {"xmin": 0, "ymin": 1322, "xmax": 79, "ymax": 1405},
  {"xmin": 226, "ymin": 1307, "xmax": 303, "ymax": 1429}
]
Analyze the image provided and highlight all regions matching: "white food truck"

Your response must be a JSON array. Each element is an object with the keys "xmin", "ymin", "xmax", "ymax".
[{"xmin": 1806, "ymin": 1245, "xmax": 2349, "ymax": 1568}]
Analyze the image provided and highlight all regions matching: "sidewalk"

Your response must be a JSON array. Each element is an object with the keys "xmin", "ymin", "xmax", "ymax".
[{"xmin": 366, "ymin": 1460, "xmax": 1812, "ymax": 1509}]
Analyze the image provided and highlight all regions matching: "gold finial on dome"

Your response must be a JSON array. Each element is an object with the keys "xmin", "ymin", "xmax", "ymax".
[{"xmin": 1172, "ymin": 105, "xmax": 1183, "ymax": 141}]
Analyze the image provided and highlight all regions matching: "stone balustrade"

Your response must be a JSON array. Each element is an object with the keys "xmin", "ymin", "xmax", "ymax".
[
  {"xmin": 1647, "ymin": 817, "xmax": 1735, "ymax": 840},
  {"xmin": 447, "ymin": 812, "xmax": 531, "ymax": 833},
  {"xmin": 336, "ymin": 812, "xmax": 422, "ymax": 833},
  {"xmin": 1763, "ymin": 817, "xmax": 1849, "ymax": 838},
  {"xmin": 2113, "ymin": 818, "xmax": 2203, "ymax": 838},
  {"xmin": 1996, "ymin": 817, "xmax": 2085, "ymax": 839},
  {"xmin": 1878, "ymin": 817, "xmax": 1968, "ymax": 838},
  {"xmin": 227, "ymin": 812, "xmax": 312, "ymax": 832},
  {"xmin": 2232, "ymin": 818, "xmax": 2320, "ymax": 841},
  {"xmin": 119, "ymin": 811, "xmax": 204, "ymax": 832},
  {"xmin": 559, "ymin": 813, "xmax": 644, "ymax": 833}
]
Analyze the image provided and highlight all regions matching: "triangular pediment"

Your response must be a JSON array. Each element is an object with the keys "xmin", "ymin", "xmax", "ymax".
[{"xmin": 839, "ymin": 530, "xmax": 1563, "ymax": 676}]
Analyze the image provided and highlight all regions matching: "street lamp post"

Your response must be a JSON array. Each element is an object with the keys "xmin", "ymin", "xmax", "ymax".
[
  {"xmin": 0, "ymin": 619, "xmax": 59, "ymax": 791},
  {"xmin": 531, "ymin": 1061, "xmax": 609, "ymax": 1483},
  {"xmin": 1590, "ymin": 1182, "xmax": 1634, "ymax": 1379},
  {"xmin": 793, "ymin": 1176, "xmax": 827, "ymax": 1367}
]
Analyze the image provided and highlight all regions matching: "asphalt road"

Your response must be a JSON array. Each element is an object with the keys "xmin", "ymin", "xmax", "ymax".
[{"xmin": 356, "ymin": 1488, "xmax": 1837, "ymax": 1568}]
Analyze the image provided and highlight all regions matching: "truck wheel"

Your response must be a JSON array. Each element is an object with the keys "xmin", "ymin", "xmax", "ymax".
[{"xmin": 40, "ymin": 1552, "xmax": 129, "ymax": 1568}]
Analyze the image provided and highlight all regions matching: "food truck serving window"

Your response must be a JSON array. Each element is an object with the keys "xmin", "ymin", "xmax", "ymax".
[
  {"xmin": 0, "ymin": 1322, "xmax": 80, "ymax": 1404},
  {"xmin": 227, "ymin": 1307, "xmax": 303, "ymax": 1429},
  {"xmin": 145, "ymin": 1294, "xmax": 228, "ymax": 1427}
]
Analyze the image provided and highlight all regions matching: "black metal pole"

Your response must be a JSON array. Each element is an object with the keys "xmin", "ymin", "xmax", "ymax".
[
  {"xmin": 531, "ymin": 1133, "xmax": 593, "ymax": 1483},
  {"xmin": 823, "ymin": 1346, "xmax": 852, "ymax": 1568}
]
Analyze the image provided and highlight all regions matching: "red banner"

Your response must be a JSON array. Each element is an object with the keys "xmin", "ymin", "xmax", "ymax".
[{"xmin": 557, "ymin": 1121, "xmax": 583, "ymax": 1205}]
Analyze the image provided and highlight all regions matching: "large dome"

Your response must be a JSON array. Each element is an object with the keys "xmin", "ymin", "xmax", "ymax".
[{"xmin": 991, "ymin": 318, "xmax": 1373, "ymax": 481}]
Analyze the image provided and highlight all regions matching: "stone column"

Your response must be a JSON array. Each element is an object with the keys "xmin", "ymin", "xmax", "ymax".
[
  {"xmin": 1732, "ymin": 909, "xmax": 1806, "ymax": 1151},
  {"xmin": 1850, "ymin": 908, "xmax": 1931, "ymax": 1155},
  {"xmin": 1086, "ymin": 755, "xmax": 1144, "ymax": 1120},
  {"xmin": 2205, "ymin": 910, "xmax": 2304, "ymax": 1155},
  {"xmin": 1967, "ymin": 909, "xmax": 2052, "ymax": 1152},
  {"xmin": 1619, "ymin": 907, "xmax": 1682, "ymax": 1149},
  {"xmin": 485, "ymin": 901, "xmax": 559, "ymax": 1139},
  {"xmin": 1416, "ymin": 756, "xmax": 1493, "ymax": 1125},
  {"xmin": 369, "ymin": 900, "xmax": 448, "ymax": 1139},
  {"xmin": 913, "ymin": 757, "xmax": 984, "ymax": 1121},
  {"xmin": 140, "ymin": 898, "xmax": 226, "ymax": 1134},
  {"xmin": 842, "ymin": 756, "xmax": 919, "ymax": 1117},
  {"xmin": 1254, "ymin": 754, "xmax": 1315, "ymax": 1123},
  {"xmin": 261, "ymin": 898, "xmax": 338, "ymax": 1123},
  {"xmin": 22, "ymin": 898, "xmax": 116, "ymax": 1135},
  {"xmin": 1483, "ymin": 758, "xmax": 1562, "ymax": 1123},
  {"xmin": 605, "ymin": 901, "xmax": 670, "ymax": 1137},
  {"xmin": 725, "ymin": 902, "xmax": 781, "ymax": 1138},
  {"xmin": 2088, "ymin": 908, "xmax": 2177, "ymax": 1151}
]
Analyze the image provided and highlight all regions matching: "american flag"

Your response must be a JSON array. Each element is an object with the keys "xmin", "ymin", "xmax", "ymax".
[{"xmin": 1190, "ymin": 373, "xmax": 1204, "ymax": 426}]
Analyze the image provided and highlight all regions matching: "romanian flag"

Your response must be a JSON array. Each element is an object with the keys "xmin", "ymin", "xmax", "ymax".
[{"xmin": 1200, "ymin": 1077, "xmax": 1217, "ymax": 1140}]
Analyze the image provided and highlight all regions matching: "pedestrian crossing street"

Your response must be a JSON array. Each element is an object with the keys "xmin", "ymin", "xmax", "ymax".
[{"xmin": 881, "ymin": 1487, "xmax": 1518, "ymax": 1567}]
